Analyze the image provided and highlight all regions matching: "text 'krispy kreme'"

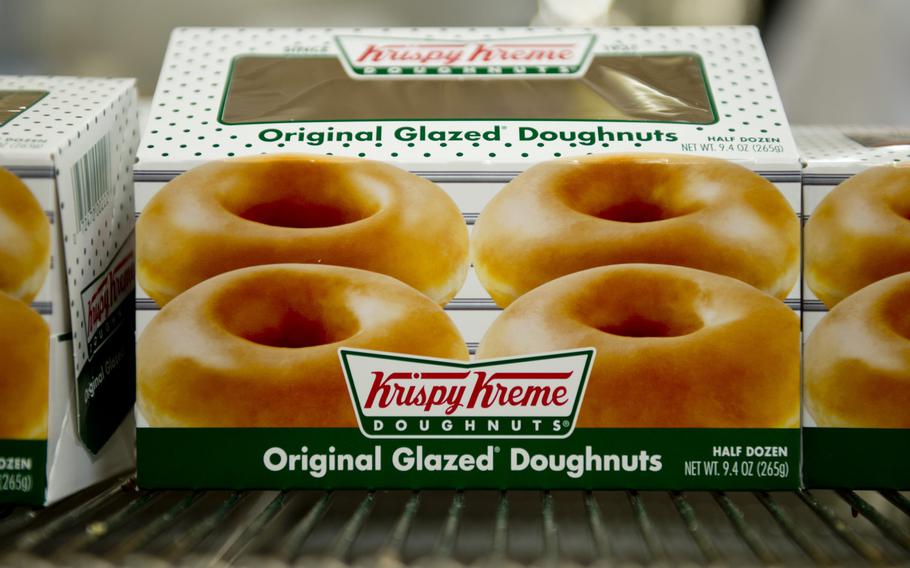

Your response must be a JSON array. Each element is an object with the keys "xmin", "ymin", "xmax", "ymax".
[
  {"xmin": 85, "ymin": 251, "xmax": 134, "ymax": 338},
  {"xmin": 364, "ymin": 370, "xmax": 572, "ymax": 415},
  {"xmin": 336, "ymin": 34, "xmax": 596, "ymax": 78},
  {"xmin": 354, "ymin": 42, "xmax": 577, "ymax": 66}
]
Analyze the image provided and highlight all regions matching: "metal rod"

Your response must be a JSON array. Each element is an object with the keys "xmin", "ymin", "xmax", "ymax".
[
  {"xmin": 378, "ymin": 491, "xmax": 421, "ymax": 562},
  {"xmin": 753, "ymin": 491, "xmax": 832, "ymax": 565},
  {"xmin": 540, "ymin": 491, "xmax": 559, "ymax": 567},
  {"xmin": 489, "ymin": 491, "xmax": 510, "ymax": 562},
  {"xmin": 797, "ymin": 489, "xmax": 885, "ymax": 564},
  {"xmin": 445, "ymin": 299, "xmax": 500, "ymax": 311},
  {"xmin": 218, "ymin": 490, "xmax": 295, "ymax": 564},
  {"xmin": 0, "ymin": 508, "xmax": 40, "ymax": 541},
  {"xmin": 670, "ymin": 491, "xmax": 721, "ymax": 564},
  {"xmin": 434, "ymin": 491, "xmax": 465, "ymax": 559},
  {"xmin": 13, "ymin": 475, "xmax": 135, "ymax": 551},
  {"xmin": 106, "ymin": 490, "xmax": 204, "ymax": 561},
  {"xmin": 50, "ymin": 490, "xmax": 159, "ymax": 557},
  {"xmin": 162, "ymin": 491, "xmax": 247, "ymax": 562},
  {"xmin": 712, "ymin": 492, "xmax": 779, "ymax": 565},
  {"xmin": 836, "ymin": 490, "xmax": 910, "ymax": 554},
  {"xmin": 583, "ymin": 492, "xmax": 612, "ymax": 561},
  {"xmin": 880, "ymin": 490, "xmax": 910, "ymax": 518},
  {"xmin": 328, "ymin": 491, "xmax": 375, "ymax": 561},
  {"xmin": 276, "ymin": 492, "xmax": 332, "ymax": 562},
  {"xmin": 627, "ymin": 490, "xmax": 666, "ymax": 563}
]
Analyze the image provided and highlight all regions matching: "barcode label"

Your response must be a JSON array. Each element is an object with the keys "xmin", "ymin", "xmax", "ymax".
[{"xmin": 71, "ymin": 135, "xmax": 112, "ymax": 232}]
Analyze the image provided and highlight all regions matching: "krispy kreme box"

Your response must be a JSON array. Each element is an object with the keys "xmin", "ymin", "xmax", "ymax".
[
  {"xmin": 0, "ymin": 77, "xmax": 138, "ymax": 505},
  {"xmin": 135, "ymin": 27, "xmax": 802, "ymax": 490},
  {"xmin": 795, "ymin": 126, "xmax": 910, "ymax": 488}
]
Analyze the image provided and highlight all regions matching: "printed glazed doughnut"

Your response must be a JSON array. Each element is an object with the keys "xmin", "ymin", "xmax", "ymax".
[
  {"xmin": 0, "ymin": 290, "xmax": 49, "ymax": 439},
  {"xmin": 137, "ymin": 264, "xmax": 469, "ymax": 427},
  {"xmin": 471, "ymin": 154, "xmax": 799, "ymax": 306},
  {"xmin": 477, "ymin": 264, "xmax": 800, "ymax": 428},
  {"xmin": 137, "ymin": 155, "xmax": 469, "ymax": 306},
  {"xmin": 805, "ymin": 165, "xmax": 910, "ymax": 307},
  {"xmin": 0, "ymin": 167, "xmax": 50, "ymax": 303},
  {"xmin": 805, "ymin": 272, "xmax": 910, "ymax": 428}
]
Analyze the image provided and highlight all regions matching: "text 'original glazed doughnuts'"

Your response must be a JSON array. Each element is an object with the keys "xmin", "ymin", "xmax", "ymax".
[
  {"xmin": 805, "ymin": 272, "xmax": 910, "ymax": 428},
  {"xmin": 0, "ymin": 290, "xmax": 49, "ymax": 439},
  {"xmin": 137, "ymin": 155, "xmax": 469, "ymax": 306},
  {"xmin": 137, "ymin": 264, "xmax": 469, "ymax": 428},
  {"xmin": 805, "ymin": 165, "xmax": 910, "ymax": 307},
  {"xmin": 471, "ymin": 154, "xmax": 799, "ymax": 306},
  {"xmin": 0, "ymin": 167, "xmax": 50, "ymax": 303},
  {"xmin": 477, "ymin": 264, "xmax": 800, "ymax": 428}
]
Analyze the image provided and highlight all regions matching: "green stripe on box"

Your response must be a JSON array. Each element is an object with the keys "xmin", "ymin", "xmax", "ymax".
[
  {"xmin": 0, "ymin": 439, "xmax": 47, "ymax": 505},
  {"xmin": 804, "ymin": 428, "xmax": 910, "ymax": 489},
  {"xmin": 137, "ymin": 428, "xmax": 799, "ymax": 490}
]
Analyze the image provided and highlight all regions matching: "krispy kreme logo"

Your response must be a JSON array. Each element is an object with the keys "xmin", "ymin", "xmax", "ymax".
[
  {"xmin": 339, "ymin": 348, "xmax": 594, "ymax": 438},
  {"xmin": 334, "ymin": 34, "xmax": 596, "ymax": 79},
  {"xmin": 80, "ymin": 241, "xmax": 134, "ymax": 349}
]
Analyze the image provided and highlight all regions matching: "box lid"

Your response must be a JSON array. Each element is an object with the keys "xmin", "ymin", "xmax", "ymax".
[
  {"xmin": 137, "ymin": 26, "xmax": 799, "ymax": 177},
  {"xmin": 795, "ymin": 125, "xmax": 910, "ymax": 177},
  {"xmin": 0, "ymin": 76, "xmax": 136, "ymax": 171}
]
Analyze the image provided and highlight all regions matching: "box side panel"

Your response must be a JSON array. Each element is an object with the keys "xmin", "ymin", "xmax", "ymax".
[
  {"xmin": 799, "ymin": 127, "xmax": 910, "ymax": 487},
  {"xmin": 52, "ymin": 82, "xmax": 138, "ymax": 456}
]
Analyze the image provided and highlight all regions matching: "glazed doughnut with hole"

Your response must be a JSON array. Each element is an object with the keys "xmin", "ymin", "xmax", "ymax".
[
  {"xmin": 805, "ymin": 165, "xmax": 910, "ymax": 307},
  {"xmin": 0, "ymin": 290, "xmax": 49, "ymax": 439},
  {"xmin": 471, "ymin": 154, "xmax": 799, "ymax": 307},
  {"xmin": 0, "ymin": 167, "xmax": 50, "ymax": 303},
  {"xmin": 477, "ymin": 264, "xmax": 800, "ymax": 428},
  {"xmin": 805, "ymin": 272, "xmax": 910, "ymax": 428},
  {"xmin": 137, "ymin": 155, "xmax": 469, "ymax": 306},
  {"xmin": 137, "ymin": 264, "xmax": 469, "ymax": 427}
]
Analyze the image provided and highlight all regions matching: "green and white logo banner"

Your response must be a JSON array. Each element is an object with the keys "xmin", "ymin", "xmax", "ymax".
[
  {"xmin": 335, "ymin": 34, "xmax": 597, "ymax": 79},
  {"xmin": 340, "ymin": 348, "xmax": 595, "ymax": 439}
]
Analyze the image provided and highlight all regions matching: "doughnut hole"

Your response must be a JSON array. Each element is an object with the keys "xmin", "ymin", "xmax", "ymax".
[
  {"xmin": 556, "ymin": 161, "xmax": 704, "ymax": 223},
  {"xmin": 238, "ymin": 198, "xmax": 374, "ymax": 229},
  {"xmin": 211, "ymin": 278, "xmax": 360, "ymax": 348},
  {"xmin": 577, "ymin": 271, "xmax": 706, "ymax": 338},
  {"xmin": 889, "ymin": 191, "xmax": 910, "ymax": 221},
  {"xmin": 882, "ymin": 283, "xmax": 910, "ymax": 340},
  {"xmin": 597, "ymin": 200, "xmax": 669, "ymax": 223},
  {"xmin": 598, "ymin": 313, "xmax": 704, "ymax": 338},
  {"xmin": 216, "ymin": 160, "xmax": 381, "ymax": 228},
  {"xmin": 879, "ymin": 167, "xmax": 910, "ymax": 221}
]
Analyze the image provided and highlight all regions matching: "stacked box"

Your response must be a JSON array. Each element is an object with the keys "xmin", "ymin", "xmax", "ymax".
[
  {"xmin": 135, "ymin": 27, "xmax": 803, "ymax": 490},
  {"xmin": 0, "ymin": 77, "xmax": 138, "ymax": 505},
  {"xmin": 796, "ymin": 125, "xmax": 910, "ymax": 488}
]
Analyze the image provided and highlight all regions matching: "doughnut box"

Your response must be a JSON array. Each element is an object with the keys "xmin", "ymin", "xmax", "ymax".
[
  {"xmin": 135, "ymin": 27, "xmax": 803, "ymax": 490},
  {"xmin": 0, "ymin": 77, "xmax": 138, "ymax": 505},
  {"xmin": 796, "ymin": 126, "xmax": 910, "ymax": 488}
]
